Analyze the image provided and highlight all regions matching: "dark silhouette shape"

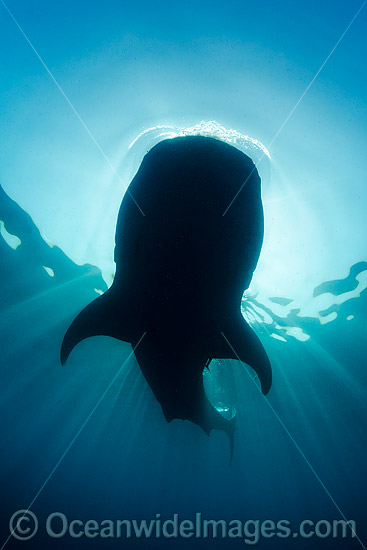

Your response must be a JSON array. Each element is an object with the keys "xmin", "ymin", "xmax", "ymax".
[
  {"xmin": 61, "ymin": 136, "xmax": 272, "ymax": 456},
  {"xmin": 243, "ymin": 261, "xmax": 367, "ymax": 344},
  {"xmin": 313, "ymin": 261, "xmax": 367, "ymax": 297},
  {"xmin": 0, "ymin": 184, "xmax": 107, "ymax": 308},
  {"xmin": 269, "ymin": 296, "xmax": 294, "ymax": 306}
]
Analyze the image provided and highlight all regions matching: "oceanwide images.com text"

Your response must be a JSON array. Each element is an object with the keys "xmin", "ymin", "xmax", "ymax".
[{"xmin": 8, "ymin": 510, "xmax": 358, "ymax": 545}]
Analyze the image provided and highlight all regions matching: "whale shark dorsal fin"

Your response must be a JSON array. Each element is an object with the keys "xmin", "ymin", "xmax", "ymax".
[
  {"xmin": 60, "ymin": 291, "xmax": 133, "ymax": 364},
  {"xmin": 212, "ymin": 316, "xmax": 272, "ymax": 395}
]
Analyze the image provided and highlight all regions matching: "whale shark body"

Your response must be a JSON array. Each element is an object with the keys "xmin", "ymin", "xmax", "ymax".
[{"xmin": 61, "ymin": 136, "xmax": 272, "ymax": 456}]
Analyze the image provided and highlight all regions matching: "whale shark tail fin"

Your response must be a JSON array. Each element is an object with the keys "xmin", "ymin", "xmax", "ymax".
[
  {"xmin": 214, "ymin": 316, "xmax": 272, "ymax": 395},
  {"xmin": 60, "ymin": 291, "xmax": 132, "ymax": 365}
]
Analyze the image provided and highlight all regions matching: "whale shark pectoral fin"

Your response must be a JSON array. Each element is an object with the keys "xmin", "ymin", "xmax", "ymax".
[
  {"xmin": 60, "ymin": 291, "xmax": 133, "ymax": 365},
  {"xmin": 214, "ymin": 317, "xmax": 272, "ymax": 395}
]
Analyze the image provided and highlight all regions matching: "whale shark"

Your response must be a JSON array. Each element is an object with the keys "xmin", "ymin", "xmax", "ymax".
[{"xmin": 61, "ymin": 135, "xmax": 272, "ymax": 456}]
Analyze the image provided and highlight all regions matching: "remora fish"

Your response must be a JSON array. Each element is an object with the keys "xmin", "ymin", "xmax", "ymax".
[{"xmin": 61, "ymin": 136, "xmax": 272, "ymax": 457}]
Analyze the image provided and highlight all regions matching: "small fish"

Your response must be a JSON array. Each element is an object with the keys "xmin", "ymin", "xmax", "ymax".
[{"xmin": 61, "ymin": 136, "xmax": 272, "ymax": 459}]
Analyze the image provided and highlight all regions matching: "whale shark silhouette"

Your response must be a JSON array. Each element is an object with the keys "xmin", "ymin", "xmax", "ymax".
[{"xmin": 61, "ymin": 135, "xmax": 272, "ymax": 457}]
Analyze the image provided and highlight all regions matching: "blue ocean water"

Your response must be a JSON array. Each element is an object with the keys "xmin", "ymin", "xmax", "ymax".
[{"xmin": 0, "ymin": 1, "xmax": 366, "ymax": 549}]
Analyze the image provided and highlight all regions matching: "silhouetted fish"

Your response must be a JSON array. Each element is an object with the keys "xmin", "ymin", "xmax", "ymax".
[{"xmin": 61, "ymin": 136, "xmax": 272, "ymax": 458}]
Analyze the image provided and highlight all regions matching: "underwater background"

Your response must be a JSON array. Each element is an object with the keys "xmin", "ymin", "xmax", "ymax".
[{"xmin": 0, "ymin": 1, "xmax": 366, "ymax": 548}]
